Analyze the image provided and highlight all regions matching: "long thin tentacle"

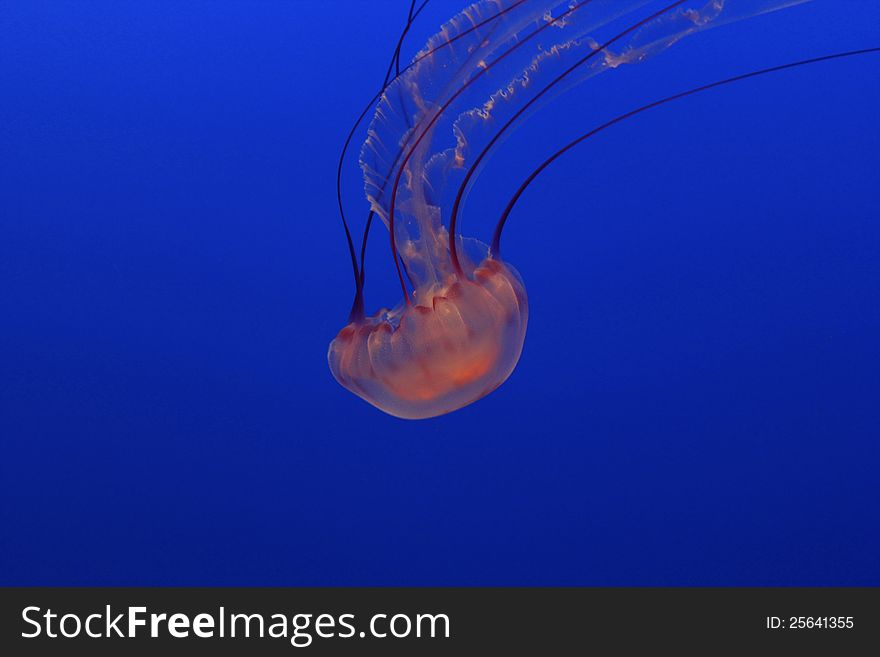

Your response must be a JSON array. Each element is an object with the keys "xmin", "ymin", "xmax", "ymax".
[
  {"xmin": 491, "ymin": 47, "xmax": 880, "ymax": 254},
  {"xmin": 337, "ymin": 1, "xmax": 431, "ymax": 321}
]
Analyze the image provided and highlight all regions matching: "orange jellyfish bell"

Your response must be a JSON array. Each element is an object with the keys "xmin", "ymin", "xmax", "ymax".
[{"xmin": 329, "ymin": 254, "xmax": 528, "ymax": 420}]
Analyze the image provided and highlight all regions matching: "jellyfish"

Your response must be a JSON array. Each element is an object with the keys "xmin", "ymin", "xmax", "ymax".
[{"xmin": 327, "ymin": 0, "xmax": 876, "ymax": 419}]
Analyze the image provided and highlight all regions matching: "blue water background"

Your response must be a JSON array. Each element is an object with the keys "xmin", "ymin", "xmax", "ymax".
[{"xmin": 1, "ymin": 1, "xmax": 878, "ymax": 584}]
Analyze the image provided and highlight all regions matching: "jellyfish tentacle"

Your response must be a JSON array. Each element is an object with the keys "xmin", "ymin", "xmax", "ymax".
[
  {"xmin": 338, "ymin": 1, "xmax": 430, "ymax": 321},
  {"xmin": 492, "ymin": 47, "xmax": 880, "ymax": 253},
  {"xmin": 394, "ymin": 1, "xmax": 420, "ymax": 77},
  {"xmin": 362, "ymin": 0, "xmax": 817, "ymax": 298}
]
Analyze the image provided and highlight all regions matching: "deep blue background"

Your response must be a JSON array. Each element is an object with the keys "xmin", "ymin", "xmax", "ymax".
[{"xmin": 1, "ymin": 1, "xmax": 878, "ymax": 585}]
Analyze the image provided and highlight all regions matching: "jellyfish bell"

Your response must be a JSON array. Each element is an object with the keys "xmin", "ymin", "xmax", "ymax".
[{"xmin": 329, "ymin": 241, "xmax": 528, "ymax": 419}]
